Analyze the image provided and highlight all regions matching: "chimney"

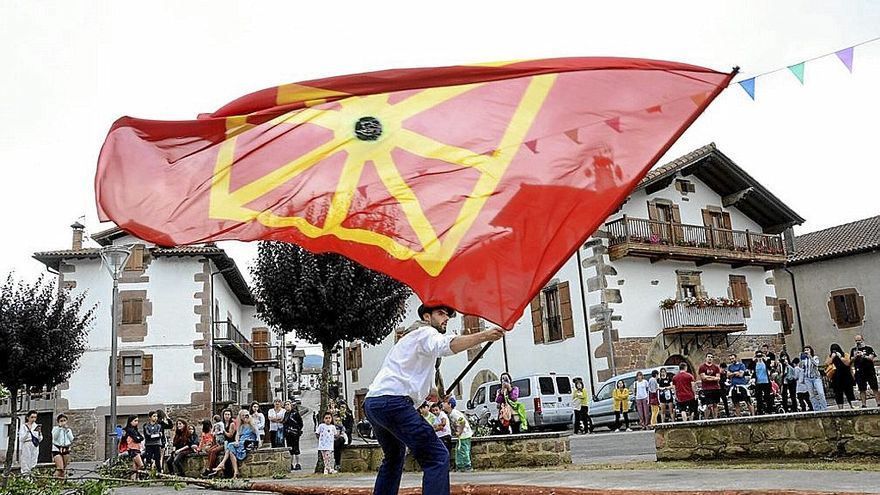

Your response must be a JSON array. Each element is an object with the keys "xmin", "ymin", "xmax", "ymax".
[
  {"xmin": 783, "ymin": 227, "xmax": 797, "ymax": 256},
  {"xmin": 71, "ymin": 222, "xmax": 85, "ymax": 250}
]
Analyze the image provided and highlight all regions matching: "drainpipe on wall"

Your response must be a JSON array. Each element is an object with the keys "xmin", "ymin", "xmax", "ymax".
[
  {"xmin": 783, "ymin": 266, "xmax": 807, "ymax": 350},
  {"xmin": 575, "ymin": 246, "xmax": 597, "ymax": 394}
]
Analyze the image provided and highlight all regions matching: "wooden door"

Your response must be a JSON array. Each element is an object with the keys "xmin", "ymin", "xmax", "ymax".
[
  {"xmin": 252, "ymin": 328, "xmax": 270, "ymax": 361},
  {"xmin": 252, "ymin": 370, "xmax": 269, "ymax": 404}
]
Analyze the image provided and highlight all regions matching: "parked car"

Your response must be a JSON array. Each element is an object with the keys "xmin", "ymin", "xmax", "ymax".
[
  {"xmin": 588, "ymin": 366, "xmax": 679, "ymax": 430},
  {"xmin": 466, "ymin": 373, "xmax": 575, "ymax": 431}
]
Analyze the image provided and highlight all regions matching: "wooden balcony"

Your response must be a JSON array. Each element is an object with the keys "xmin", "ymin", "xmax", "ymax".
[
  {"xmin": 605, "ymin": 216, "xmax": 786, "ymax": 268},
  {"xmin": 213, "ymin": 320, "xmax": 255, "ymax": 366},
  {"xmin": 252, "ymin": 344, "xmax": 280, "ymax": 368},
  {"xmin": 660, "ymin": 304, "xmax": 747, "ymax": 335}
]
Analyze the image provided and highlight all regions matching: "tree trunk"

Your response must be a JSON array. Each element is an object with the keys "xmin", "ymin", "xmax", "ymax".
[
  {"xmin": 315, "ymin": 342, "xmax": 335, "ymax": 473},
  {"xmin": 320, "ymin": 342, "xmax": 333, "ymax": 420},
  {"xmin": 3, "ymin": 387, "xmax": 18, "ymax": 479}
]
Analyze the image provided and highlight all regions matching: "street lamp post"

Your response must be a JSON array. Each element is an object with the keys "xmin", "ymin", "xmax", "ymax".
[{"xmin": 100, "ymin": 244, "xmax": 132, "ymax": 459}]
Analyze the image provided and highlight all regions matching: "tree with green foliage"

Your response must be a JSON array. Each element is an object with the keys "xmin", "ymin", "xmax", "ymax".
[
  {"xmin": 0, "ymin": 275, "xmax": 94, "ymax": 477},
  {"xmin": 251, "ymin": 242, "xmax": 411, "ymax": 416}
]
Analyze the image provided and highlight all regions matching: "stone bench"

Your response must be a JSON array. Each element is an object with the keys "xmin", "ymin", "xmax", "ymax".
[
  {"xmin": 341, "ymin": 431, "xmax": 571, "ymax": 472},
  {"xmin": 179, "ymin": 446, "xmax": 289, "ymax": 478},
  {"xmin": 655, "ymin": 407, "xmax": 880, "ymax": 460}
]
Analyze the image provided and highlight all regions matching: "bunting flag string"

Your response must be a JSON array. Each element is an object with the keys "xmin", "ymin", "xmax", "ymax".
[{"xmin": 736, "ymin": 35, "xmax": 879, "ymax": 100}]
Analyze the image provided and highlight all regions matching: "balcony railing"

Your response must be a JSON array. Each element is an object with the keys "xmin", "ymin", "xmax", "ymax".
[
  {"xmin": 660, "ymin": 304, "xmax": 747, "ymax": 334},
  {"xmin": 604, "ymin": 216, "xmax": 786, "ymax": 267},
  {"xmin": 217, "ymin": 381, "xmax": 240, "ymax": 404},
  {"xmin": 213, "ymin": 320, "xmax": 255, "ymax": 365},
  {"xmin": 0, "ymin": 390, "xmax": 57, "ymax": 416}
]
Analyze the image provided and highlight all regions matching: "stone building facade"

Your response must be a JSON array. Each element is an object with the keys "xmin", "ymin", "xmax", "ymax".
[
  {"xmin": 774, "ymin": 215, "xmax": 880, "ymax": 357},
  {"xmin": 345, "ymin": 143, "xmax": 803, "ymax": 413},
  {"xmin": 0, "ymin": 225, "xmax": 284, "ymax": 462}
]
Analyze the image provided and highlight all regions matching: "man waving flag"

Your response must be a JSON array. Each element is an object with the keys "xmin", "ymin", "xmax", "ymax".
[{"xmin": 96, "ymin": 57, "xmax": 735, "ymax": 328}]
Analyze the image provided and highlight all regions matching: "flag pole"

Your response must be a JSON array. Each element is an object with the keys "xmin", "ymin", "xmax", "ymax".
[{"xmin": 444, "ymin": 341, "xmax": 494, "ymax": 397}]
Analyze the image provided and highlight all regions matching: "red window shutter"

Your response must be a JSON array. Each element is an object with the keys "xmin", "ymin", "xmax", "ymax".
[
  {"xmin": 558, "ymin": 281, "xmax": 575, "ymax": 339},
  {"xmin": 142, "ymin": 354, "xmax": 153, "ymax": 385},
  {"xmin": 530, "ymin": 296, "xmax": 545, "ymax": 344}
]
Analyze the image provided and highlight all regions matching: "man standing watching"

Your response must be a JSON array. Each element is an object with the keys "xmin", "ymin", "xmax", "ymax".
[
  {"xmin": 727, "ymin": 354, "xmax": 754, "ymax": 416},
  {"xmin": 851, "ymin": 335, "xmax": 879, "ymax": 408},
  {"xmin": 698, "ymin": 353, "xmax": 722, "ymax": 419},
  {"xmin": 364, "ymin": 304, "xmax": 504, "ymax": 495},
  {"xmin": 672, "ymin": 362, "xmax": 697, "ymax": 421}
]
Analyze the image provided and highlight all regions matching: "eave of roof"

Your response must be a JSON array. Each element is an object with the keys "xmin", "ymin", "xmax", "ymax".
[
  {"xmin": 636, "ymin": 143, "xmax": 805, "ymax": 234},
  {"xmin": 32, "ymin": 245, "xmax": 254, "ymax": 306},
  {"xmin": 788, "ymin": 215, "xmax": 880, "ymax": 266}
]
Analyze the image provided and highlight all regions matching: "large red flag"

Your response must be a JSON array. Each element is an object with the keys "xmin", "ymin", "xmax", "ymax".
[{"xmin": 96, "ymin": 58, "xmax": 735, "ymax": 328}]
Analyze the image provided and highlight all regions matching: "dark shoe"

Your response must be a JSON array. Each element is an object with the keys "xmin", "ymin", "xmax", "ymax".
[{"xmin": 293, "ymin": 464, "xmax": 302, "ymax": 471}]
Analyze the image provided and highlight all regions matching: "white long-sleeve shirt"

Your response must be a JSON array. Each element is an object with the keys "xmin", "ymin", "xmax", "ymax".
[{"xmin": 367, "ymin": 324, "xmax": 455, "ymax": 402}]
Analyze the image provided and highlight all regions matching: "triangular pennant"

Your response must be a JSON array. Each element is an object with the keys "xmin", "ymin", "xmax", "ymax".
[
  {"xmin": 524, "ymin": 140, "xmax": 538, "ymax": 153},
  {"xmin": 604, "ymin": 117, "xmax": 622, "ymax": 133},
  {"xmin": 738, "ymin": 78, "xmax": 756, "ymax": 100},
  {"xmin": 788, "ymin": 62, "xmax": 805, "ymax": 84},
  {"xmin": 564, "ymin": 129, "xmax": 581, "ymax": 144},
  {"xmin": 690, "ymin": 92, "xmax": 708, "ymax": 107},
  {"xmin": 646, "ymin": 105, "xmax": 663, "ymax": 114},
  {"xmin": 836, "ymin": 47, "xmax": 854, "ymax": 73}
]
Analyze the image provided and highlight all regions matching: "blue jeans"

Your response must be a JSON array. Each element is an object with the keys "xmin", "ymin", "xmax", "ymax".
[{"xmin": 365, "ymin": 396, "xmax": 450, "ymax": 495}]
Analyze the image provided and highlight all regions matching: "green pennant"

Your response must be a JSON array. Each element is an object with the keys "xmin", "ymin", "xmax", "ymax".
[{"xmin": 788, "ymin": 62, "xmax": 805, "ymax": 84}]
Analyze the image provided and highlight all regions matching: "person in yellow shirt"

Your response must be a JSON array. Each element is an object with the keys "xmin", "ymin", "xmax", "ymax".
[
  {"xmin": 611, "ymin": 380, "xmax": 632, "ymax": 432},
  {"xmin": 571, "ymin": 378, "xmax": 592, "ymax": 434}
]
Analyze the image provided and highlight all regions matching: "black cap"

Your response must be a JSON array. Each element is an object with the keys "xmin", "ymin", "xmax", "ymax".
[{"xmin": 417, "ymin": 304, "xmax": 457, "ymax": 319}]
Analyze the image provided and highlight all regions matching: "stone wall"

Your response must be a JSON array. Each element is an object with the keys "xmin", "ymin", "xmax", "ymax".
[
  {"xmin": 180, "ymin": 447, "xmax": 289, "ymax": 478},
  {"xmin": 655, "ymin": 408, "xmax": 880, "ymax": 460},
  {"xmin": 341, "ymin": 432, "xmax": 571, "ymax": 472}
]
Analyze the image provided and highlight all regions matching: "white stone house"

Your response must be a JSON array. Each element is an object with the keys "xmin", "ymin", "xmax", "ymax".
[
  {"xmin": 1, "ymin": 225, "xmax": 284, "ymax": 462},
  {"xmin": 343, "ymin": 143, "xmax": 804, "ymax": 417}
]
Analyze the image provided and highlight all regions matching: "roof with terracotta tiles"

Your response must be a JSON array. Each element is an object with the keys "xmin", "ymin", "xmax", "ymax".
[{"xmin": 789, "ymin": 215, "xmax": 880, "ymax": 265}]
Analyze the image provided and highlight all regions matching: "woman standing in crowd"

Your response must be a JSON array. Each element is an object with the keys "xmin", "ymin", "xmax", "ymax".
[
  {"xmin": 156, "ymin": 409, "xmax": 173, "ymax": 473},
  {"xmin": 170, "ymin": 419, "xmax": 199, "ymax": 476},
  {"xmin": 801, "ymin": 346, "xmax": 828, "ymax": 411},
  {"xmin": 120, "ymin": 415, "xmax": 144, "ymax": 480},
  {"xmin": 267, "ymin": 399, "xmax": 286, "ymax": 447},
  {"xmin": 633, "ymin": 372, "xmax": 650, "ymax": 430},
  {"xmin": 51, "ymin": 413, "xmax": 75, "ymax": 479},
  {"xmin": 283, "ymin": 399, "xmax": 303, "ymax": 471},
  {"xmin": 571, "ymin": 378, "xmax": 591, "ymax": 434},
  {"xmin": 648, "ymin": 370, "xmax": 661, "ymax": 427},
  {"xmin": 826, "ymin": 343, "xmax": 856, "ymax": 409},
  {"xmin": 656, "ymin": 368, "xmax": 675, "ymax": 423},
  {"xmin": 18, "ymin": 410, "xmax": 42, "ymax": 476},
  {"xmin": 249, "ymin": 402, "xmax": 266, "ymax": 446},
  {"xmin": 611, "ymin": 380, "xmax": 632, "ymax": 432},
  {"xmin": 211, "ymin": 410, "xmax": 257, "ymax": 478},
  {"xmin": 495, "ymin": 372, "xmax": 528, "ymax": 434}
]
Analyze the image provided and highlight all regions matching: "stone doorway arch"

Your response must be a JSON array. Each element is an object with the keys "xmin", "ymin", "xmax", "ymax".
[
  {"xmin": 664, "ymin": 354, "xmax": 689, "ymax": 369},
  {"xmin": 469, "ymin": 369, "xmax": 498, "ymax": 401}
]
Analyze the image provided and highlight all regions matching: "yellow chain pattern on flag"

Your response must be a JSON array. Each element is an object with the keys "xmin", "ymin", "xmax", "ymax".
[{"xmin": 209, "ymin": 74, "xmax": 556, "ymax": 276}]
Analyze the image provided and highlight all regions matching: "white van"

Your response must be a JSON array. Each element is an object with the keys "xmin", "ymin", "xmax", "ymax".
[{"xmin": 465, "ymin": 373, "xmax": 574, "ymax": 431}]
